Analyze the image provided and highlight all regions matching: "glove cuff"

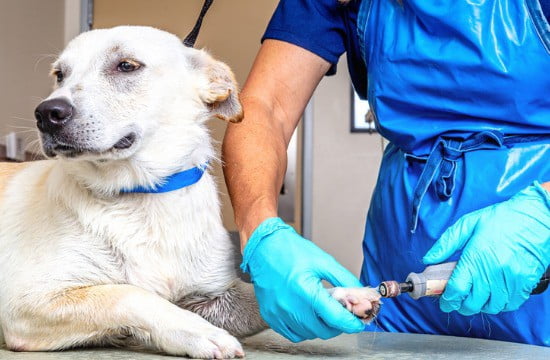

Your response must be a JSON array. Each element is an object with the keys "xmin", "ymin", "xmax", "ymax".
[{"xmin": 240, "ymin": 217, "xmax": 290, "ymax": 274}]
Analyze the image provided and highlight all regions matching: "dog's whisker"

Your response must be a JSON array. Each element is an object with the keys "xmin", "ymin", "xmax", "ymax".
[
  {"xmin": 30, "ymin": 96, "xmax": 47, "ymax": 102},
  {"xmin": 6, "ymin": 127, "xmax": 37, "ymax": 133},
  {"xmin": 25, "ymin": 139, "xmax": 41, "ymax": 150},
  {"xmin": 10, "ymin": 116, "xmax": 37, "ymax": 123},
  {"xmin": 26, "ymin": 138, "xmax": 41, "ymax": 147},
  {"xmin": 34, "ymin": 53, "xmax": 59, "ymax": 73},
  {"xmin": 6, "ymin": 123, "xmax": 36, "ymax": 130},
  {"xmin": 23, "ymin": 140, "xmax": 44, "ymax": 160}
]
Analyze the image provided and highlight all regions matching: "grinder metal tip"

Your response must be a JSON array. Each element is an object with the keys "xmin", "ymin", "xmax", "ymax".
[
  {"xmin": 378, "ymin": 281, "xmax": 401, "ymax": 298},
  {"xmin": 379, "ymin": 280, "xmax": 414, "ymax": 298}
]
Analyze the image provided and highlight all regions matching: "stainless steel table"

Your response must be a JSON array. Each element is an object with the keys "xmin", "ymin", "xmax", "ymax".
[{"xmin": 0, "ymin": 330, "xmax": 548, "ymax": 359}]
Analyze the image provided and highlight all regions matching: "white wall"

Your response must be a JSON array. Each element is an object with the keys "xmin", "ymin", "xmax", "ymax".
[
  {"xmin": 310, "ymin": 56, "xmax": 384, "ymax": 277},
  {"xmin": 0, "ymin": 0, "xmax": 81, "ymax": 153},
  {"xmin": 64, "ymin": 0, "xmax": 83, "ymax": 45}
]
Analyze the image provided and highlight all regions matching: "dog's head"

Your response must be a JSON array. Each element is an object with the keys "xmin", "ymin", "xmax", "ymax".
[{"xmin": 35, "ymin": 26, "xmax": 242, "ymax": 162}]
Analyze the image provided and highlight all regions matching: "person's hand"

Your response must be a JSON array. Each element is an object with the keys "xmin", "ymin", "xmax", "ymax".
[
  {"xmin": 423, "ymin": 182, "xmax": 550, "ymax": 315},
  {"xmin": 240, "ymin": 217, "xmax": 364, "ymax": 342}
]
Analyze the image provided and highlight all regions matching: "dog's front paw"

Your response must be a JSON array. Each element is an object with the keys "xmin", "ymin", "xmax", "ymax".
[
  {"xmin": 153, "ymin": 322, "xmax": 244, "ymax": 359},
  {"xmin": 328, "ymin": 287, "xmax": 381, "ymax": 323},
  {"xmin": 190, "ymin": 328, "xmax": 244, "ymax": 359}
]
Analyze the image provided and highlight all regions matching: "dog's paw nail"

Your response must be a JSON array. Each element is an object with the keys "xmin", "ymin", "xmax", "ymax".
[{"xmin": 235, "ymin": 348, "xmax": 245, "ymax": 357}]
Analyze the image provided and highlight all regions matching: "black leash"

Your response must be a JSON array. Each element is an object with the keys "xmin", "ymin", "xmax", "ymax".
[{"xmin": 183, "ymin": 0, "xmax": 214, "ymax": 47}]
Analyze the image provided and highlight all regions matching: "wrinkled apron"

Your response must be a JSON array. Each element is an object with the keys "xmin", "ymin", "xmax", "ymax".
[{"xmin": 357, "ymin": 0, "xmax": 550, "ymax": 345}]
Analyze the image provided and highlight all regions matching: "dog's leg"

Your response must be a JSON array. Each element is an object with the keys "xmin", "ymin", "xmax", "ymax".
[
  {"xmin": 179, "ymin": 282, "xmax": 382, "ymax": 337},
  {"xmin": 178, "ymin": 280, "xmax": 268, "ymax": 338},
  {"xmin": 3, "ymin": 284, "xmax": 244, "ymax": 358}
]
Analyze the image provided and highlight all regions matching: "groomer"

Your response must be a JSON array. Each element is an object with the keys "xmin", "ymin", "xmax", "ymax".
[{"xmin": 222, "ymin": 0, "xmax": 550, "ymax": 346}]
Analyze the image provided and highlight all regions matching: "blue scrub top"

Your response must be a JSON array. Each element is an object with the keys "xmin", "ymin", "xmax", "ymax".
[
  {"xmin": 264, "ymin": 0, "xmax": 550, "ymax": 346},
  {"xmin": 263, "ymin": 0, "xmax": 368, "ymax": 99}
]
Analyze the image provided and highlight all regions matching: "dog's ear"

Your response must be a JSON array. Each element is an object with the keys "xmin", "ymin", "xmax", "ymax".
[{"xmin": 192, "ymin": 51, "xmax": 243, "ymax": 123}]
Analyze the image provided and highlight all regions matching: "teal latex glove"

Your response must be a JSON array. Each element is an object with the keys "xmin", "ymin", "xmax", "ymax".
[
  {"xmin": 240, "ymin": 217, "xmax": 364, "ymax": 342},
  {"xmin": 423, "ymin": 182, "xmax": 550, "ymax": 316}
]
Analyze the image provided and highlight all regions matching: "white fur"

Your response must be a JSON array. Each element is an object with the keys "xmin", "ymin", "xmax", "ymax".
[{"xmin": 0, "ymin": 26, "xmax": 251, "ymax": 358}]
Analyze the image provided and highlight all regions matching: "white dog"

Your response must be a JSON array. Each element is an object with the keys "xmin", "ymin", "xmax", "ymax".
[{"xmin": 0, "ymin": 26, "xmax": 379, "ymax": 358}]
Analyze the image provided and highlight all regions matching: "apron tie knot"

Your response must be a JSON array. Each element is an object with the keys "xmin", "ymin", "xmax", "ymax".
[{"xmin": 408, "ymin": 131, "xmax": 505, "ymax": 233}]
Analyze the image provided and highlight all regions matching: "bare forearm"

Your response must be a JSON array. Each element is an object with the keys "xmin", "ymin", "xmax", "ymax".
[
  {"xmin": 222, "ymin": 96, "xmax": 287, "ymax": 248},
  {"xmin": 542, "ymin": 182, "xmax": 550, "ymax": 193},
  {"xmin": 222, "ymin": 40, "xmax": 330, "ymax": 249}
]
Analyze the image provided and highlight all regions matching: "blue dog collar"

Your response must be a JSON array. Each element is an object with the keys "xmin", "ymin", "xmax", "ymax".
[{"xmin": 122, "ymin": 163, "xmax": 208, "ymax": 194}]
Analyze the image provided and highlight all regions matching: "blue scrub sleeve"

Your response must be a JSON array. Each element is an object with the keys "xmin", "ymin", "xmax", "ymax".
[
  {"xmin": 262, "ymin": 0, "xmax": 348, "ymax": 75},
  {"xmin": 541, "ymin": 0, "xmax": 550, "ymax": 22}
]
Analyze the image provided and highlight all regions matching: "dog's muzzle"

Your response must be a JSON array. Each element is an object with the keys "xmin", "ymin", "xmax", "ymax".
[{"xmin": 35, "ymin": 98, "xmax": 74, "ymax": 135}]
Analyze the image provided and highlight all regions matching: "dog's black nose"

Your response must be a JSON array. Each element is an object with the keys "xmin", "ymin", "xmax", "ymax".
[{"xmin": 35, "ymin": 98, "xmax": 74, "ymax": 133}]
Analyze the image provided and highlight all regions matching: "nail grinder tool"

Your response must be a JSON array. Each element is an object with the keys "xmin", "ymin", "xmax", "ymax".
[{"xmin": 378, "ymin": 262, "xmax": 550, "ymax": 299}]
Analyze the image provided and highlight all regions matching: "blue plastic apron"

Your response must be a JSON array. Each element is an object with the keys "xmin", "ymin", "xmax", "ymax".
[{"xmin": 356, "ymin": 0, "xmax": 550, "ymax": 345}]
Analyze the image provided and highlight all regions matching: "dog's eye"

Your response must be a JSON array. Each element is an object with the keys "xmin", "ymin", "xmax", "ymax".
[
  {"xmin": 54, "ymin": 70, "xmax": 64, "ymax": 83},
  {"xmin": 117, "ymin": 60, "xmax": 141, "ymax": 73}
]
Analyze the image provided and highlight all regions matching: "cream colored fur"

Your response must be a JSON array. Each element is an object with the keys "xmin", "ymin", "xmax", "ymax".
[{"xmin": 0, "ymin": 26, "xmax": 260, "ymax": 359}]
